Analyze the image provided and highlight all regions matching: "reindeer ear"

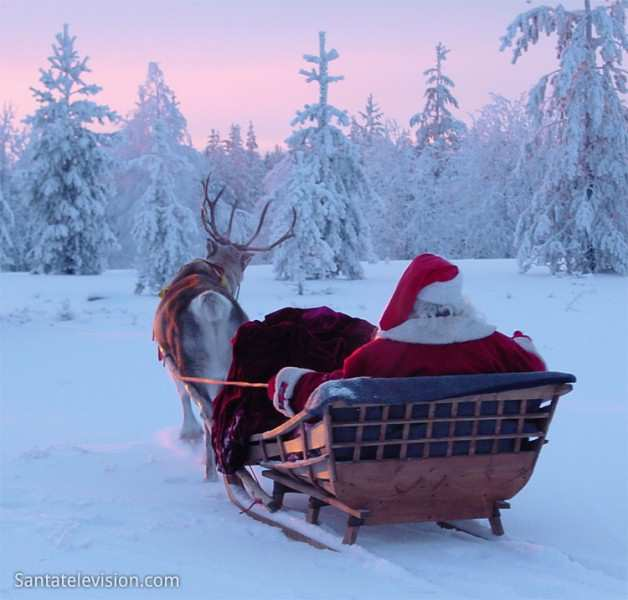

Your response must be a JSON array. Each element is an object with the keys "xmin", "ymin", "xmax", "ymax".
[
  {"xmin": 241, "ymin": 253, "xmax": 253, "ymax": 270},
  {"xmin": 206, "ymin": 239, "xmax": 217, "ymax": 256}
]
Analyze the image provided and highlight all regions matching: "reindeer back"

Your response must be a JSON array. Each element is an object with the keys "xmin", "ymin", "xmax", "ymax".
[{"xmin": 153, "ymin": 260, "xmax": 244, "ymax": 370}]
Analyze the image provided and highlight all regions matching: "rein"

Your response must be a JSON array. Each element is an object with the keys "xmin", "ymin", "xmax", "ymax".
[
  {"xmin": 172, "ymin": 372, "xmax": 269, "ymax": 389},
  {"xmin": 159, "ymin": 346, "xmax": 268, "ymax": 389}
]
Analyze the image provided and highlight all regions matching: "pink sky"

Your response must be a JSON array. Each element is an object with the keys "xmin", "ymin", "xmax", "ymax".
[{"xmin": 1, "ymin": 0, "xmax": 597, "ymax": 150}]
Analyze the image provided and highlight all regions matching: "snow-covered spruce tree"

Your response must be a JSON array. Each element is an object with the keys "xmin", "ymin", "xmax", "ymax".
[
  {"xmin": 205, "ymin": 129, "xmax": 221, "ymax": 156},
  {"xmin": 272, "ymin": 32, "xmax": 375, "ymax": 287},
  {"xmin": 263, "ymin": 145, "xmax": 286, "ymax": 172},
  {"xmin": 132, "ymin": 117, "xmax": 196, "ymax": 295},
  {"xmin": 245, "ymin": 121, "xmax": 258, "ymax": 154},
  {"xmin": 0, "ymin": 104, "xmax": 20, "ymax": 269},
  {"xmin": 383, "ymin": 124, "xmax": 423, "ymax": 260},
  {"xmin": 351, "ymin": 93, "xmax": 386, "ymax": 145},
  {"xmin": 410, "ymin": 42, "xmax": 466, "ymax": 152},
  {"xmin": 1, "ymin": 106, "xmax": 32, "ymax": 271},
  {"xmin": 123, "ymin": 62, "xmax": 191, "ymax": 154},
  {"xmin": 201, "ymin": 123, "xmax": 262, "ymax": 248},
  {"xmin": 24, "ymin": 24, "xmax": 118, "ymax": 275},
  {"xmin": 0, "ymin": 186, "xmax": 13, "ymax": 269},
  {"xmin": 351, "ymin": 96, "xmax": 407, "ymax": 260},
  {"xmin": 221, "ymin": 123, "xmax": 259, "ymax": 213},
  {"xmin": 272, "ymin": 151, "xmax": 335, "ymax": 294},
  {"xmin": 407, "ymin": 43, "xmax": 466, "ymax": 258},
  {"xmin": 244, "ymin": 122, "xmax": 266, "ymax": 213},
  {"xmin": 112, "ymin": 62, "xmax": 202, "ymax": 268},
  {"xmin": 501, "ymin": 0, "xmax": 628, "ymax": 274}
]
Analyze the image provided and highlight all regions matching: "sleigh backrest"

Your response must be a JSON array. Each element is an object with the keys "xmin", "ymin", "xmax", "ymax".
[{"xmin": 307, "ymin": 372, "xmax": 575, "ymax": 464}]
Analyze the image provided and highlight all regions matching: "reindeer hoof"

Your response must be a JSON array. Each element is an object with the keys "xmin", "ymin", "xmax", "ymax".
[
  {"xmin": 204, "ymin": 469, "xmax": 219, "ymax": 482},
  {"xmin": 179, "ymin": 427, "xmax": 204, "ymax": 443}
]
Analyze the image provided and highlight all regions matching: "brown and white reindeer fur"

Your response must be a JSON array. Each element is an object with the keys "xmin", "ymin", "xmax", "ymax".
[{"xmin": 153, "ymin": 178, "xmax": 295, "ymax": 479}]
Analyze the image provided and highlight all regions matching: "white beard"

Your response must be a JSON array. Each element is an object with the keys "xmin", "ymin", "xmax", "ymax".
[{"xmin": 377, "ymin": 314, "xmax": 496, "ymax": 345}]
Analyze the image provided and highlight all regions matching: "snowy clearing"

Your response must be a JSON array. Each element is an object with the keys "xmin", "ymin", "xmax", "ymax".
[{"xmin": 1, "ymin": 260, "xmax": 627, "ymax": 599}]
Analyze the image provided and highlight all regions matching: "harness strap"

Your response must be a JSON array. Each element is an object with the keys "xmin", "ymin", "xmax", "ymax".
[
  {"xmin": 160, "ymin": 348, "xmax": 268, "ymax": 389},
  {"xmin": 159, "ymin": 260, "xmax": 233, "ymax": 300}
]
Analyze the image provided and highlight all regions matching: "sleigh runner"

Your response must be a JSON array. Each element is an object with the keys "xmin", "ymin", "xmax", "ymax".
[{"xmin": 222, "ymin": 371, "xmax": 575, "ymax": 546}]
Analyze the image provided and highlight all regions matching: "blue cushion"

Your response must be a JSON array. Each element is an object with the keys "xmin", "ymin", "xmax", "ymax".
[{"xmin": 308, "ymin": 371, "xmax": 575, "ymax": 418}]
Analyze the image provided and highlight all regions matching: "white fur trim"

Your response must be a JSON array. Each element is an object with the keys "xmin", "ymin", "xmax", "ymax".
[
  {"xmin": 418, "ymin": 274, "xmax": 464, "ymax": 309},
  {"xmin": 513, "ymin": 335, "xmax": 546, "ymax": 365},
  {"xmin": 273, "ymin": 367, "xmax": 314, "ymax": 417},
  {"xmin": 377, "ymin": 314, "xmax": 495, "ymax": 344}
]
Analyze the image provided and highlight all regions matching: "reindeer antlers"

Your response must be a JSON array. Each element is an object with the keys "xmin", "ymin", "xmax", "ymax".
[{"xmin": 200, "ymin": 176, "xmax": 297, "ymax": 253}]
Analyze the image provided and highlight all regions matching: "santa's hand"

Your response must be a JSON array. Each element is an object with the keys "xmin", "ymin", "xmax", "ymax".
[
  {"xmin": 271, "ymin": 367, "xmax": 314, "ymax": 417},
  {"xmin": 512, "ymin": 331, "xmax": 545, "ymax": 365}
]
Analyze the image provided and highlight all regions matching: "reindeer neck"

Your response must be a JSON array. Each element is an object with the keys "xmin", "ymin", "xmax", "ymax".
[{"xmin": 202, "ymin": 260, "xmax": 242, "ymax": 299}]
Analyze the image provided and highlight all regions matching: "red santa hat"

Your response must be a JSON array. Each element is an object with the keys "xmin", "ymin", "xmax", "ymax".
[{"xmin": 379, "ymin": 254, "xmax": 464, "ymax": 331}]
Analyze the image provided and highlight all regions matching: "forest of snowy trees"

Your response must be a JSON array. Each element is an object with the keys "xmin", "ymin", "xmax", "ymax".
[{"xmin": 1, "ymin": 0, "xmax": 626, "ymax": 292}]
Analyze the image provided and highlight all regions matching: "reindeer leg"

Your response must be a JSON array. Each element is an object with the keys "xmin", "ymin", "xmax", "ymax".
[
  {"xmin": 203, "ymin": 420, "xmax": 218, "ymax": 482},
  {"xmin": 200, "ymin": 386, "xmax": 219, "ymax": 481},
  {"xmin": 175, "ymin": 380, "xmax": 204, "ymax": 442}
]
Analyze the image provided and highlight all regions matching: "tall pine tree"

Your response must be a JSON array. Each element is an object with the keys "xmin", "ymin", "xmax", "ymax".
[
  {"xmin": 410, "ymin": 43, "xmax": 466, "ymax": 152},
  {"xmin": 132, "ymin": 119, "xmax": 196, "ymax": 294},
  {"xmin": 502, "ymin": 0, "xmax": 628, "ymax": 274},
  {"xmin": 407, "ymin": 43, "xmax": 466, "ymax": 258},
  {"xmin": 272, "ymin": 31, "xmax": 375, "ymax": 290},
  {"xmin": 129, "ymin": 63, "xmax": 197, "ymax": 294},
  {"xmin": 24, "ymin": 24, "xmax": 118, "ymax": 274},
  {"xmin": 113, "ymin": 62, "xmax": 201, "ymax": 269}
]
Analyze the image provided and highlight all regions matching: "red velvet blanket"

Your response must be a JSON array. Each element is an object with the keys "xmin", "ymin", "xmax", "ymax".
[{"xmin": 211, "ymin": 307, "xmax": 375, "ymax": 473}]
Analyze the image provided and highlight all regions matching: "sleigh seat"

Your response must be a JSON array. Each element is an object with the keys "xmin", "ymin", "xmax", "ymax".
[{"xmin": 244, "ymin": 371, "xmax": 575, "ymax": 544}]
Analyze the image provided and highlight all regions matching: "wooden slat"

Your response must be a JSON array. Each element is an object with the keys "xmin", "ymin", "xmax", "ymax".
[
  {"xmin": 514, "ymin": 412, "xmax": 525, "ymax": 453},
  {"xmin": 322, "ymin": 409, "xmax": 337, "ymax": 486},
  {"xmin": 469, "ymin": 399, "xmax": 482, "ymax": 456},
  {"xmin": 352, "ymin": 406, "xmax": 366, "ymax": 462},
  {"xmin": 332, "ymin": 431, "xmax": 545, "ymax": 449},
  {"xmin": 300, "ymin": 422, "xmax": 316, "ymax": 486},
  {"xmin": 422, "ymin": 402, "xmax": 437, "ymax": 458},
  {"xmin": 491, "ymin": 399, "xmax": 505, "ymax": 455},
  {"xmin": 329, "ymin": 411, "xmax": 550, "ymax": 427},
  {"xmin": 446, "ymin": 401, "xmax": 458, "ymax": 457},
  {"xmin": 376, "ymin": 406, "xmax": 391, "ymax": 460},
  {"xmin": 400, "ymin": 403, "xmax": 413, "ymax": 459},
  {"xmin": 276, "ymin": 434, "xmax": 298, "ymax": 482},
  {"xmin": 259, "ymin": 454, "xmax": 328, "ymax": 470}
]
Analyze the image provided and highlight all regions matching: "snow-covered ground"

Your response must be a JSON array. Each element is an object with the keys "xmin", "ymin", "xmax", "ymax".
[{"xmin": 1, "ymin": 260, "xmax": 627, "ymax": 599}]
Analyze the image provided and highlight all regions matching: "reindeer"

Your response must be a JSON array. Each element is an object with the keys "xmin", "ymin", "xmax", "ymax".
[{"xmin": 153, "ymin": 177, "xmax": 296, "ymax": 479}]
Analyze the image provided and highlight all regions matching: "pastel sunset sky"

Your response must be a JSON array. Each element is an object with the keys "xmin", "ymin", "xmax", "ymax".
[{"xmin": 1, "ymin": 0, "xmax": 599, "ymax": 150}]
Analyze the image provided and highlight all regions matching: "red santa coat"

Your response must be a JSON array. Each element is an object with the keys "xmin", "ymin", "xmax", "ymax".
[
  {"xmin": 269, "ymin": 315, "xmax": 546, "ymax": 415},
  {"xmin": 268, "ymin": 254, "xmax": 546, "ymax": 417},
  {"xmin": 285, "ymin": 332, "xmax": 546, "ymax": 413}
]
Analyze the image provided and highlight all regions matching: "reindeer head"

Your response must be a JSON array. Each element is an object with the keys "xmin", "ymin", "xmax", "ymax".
[{"xmin": 200, "ymin": 177, "xmax": 296, "ymax": 297}]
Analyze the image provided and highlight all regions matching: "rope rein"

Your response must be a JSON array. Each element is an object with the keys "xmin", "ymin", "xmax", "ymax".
[{"xmin": 172, "ymin": 372, "xmax": 269, "ymax": 389}]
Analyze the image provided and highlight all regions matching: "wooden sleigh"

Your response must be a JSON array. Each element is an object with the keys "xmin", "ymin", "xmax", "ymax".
[{"xmin": 224, "ymin": 371, "xmax": 575, "ymax": 546}]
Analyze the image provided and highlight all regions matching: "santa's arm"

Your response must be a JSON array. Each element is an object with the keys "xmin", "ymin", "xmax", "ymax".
[
  {"xmin": 267, "ymin": 346, "xmax": 371, "ymax": 417},
  {"xmin": 268, "ymin": 368, "xmax": 344, "ymax": 417}
]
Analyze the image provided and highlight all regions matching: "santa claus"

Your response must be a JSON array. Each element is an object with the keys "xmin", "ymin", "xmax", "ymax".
[{"xmin": 269, "ymin": 253, "xmax": 546, "ymax": 418}]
